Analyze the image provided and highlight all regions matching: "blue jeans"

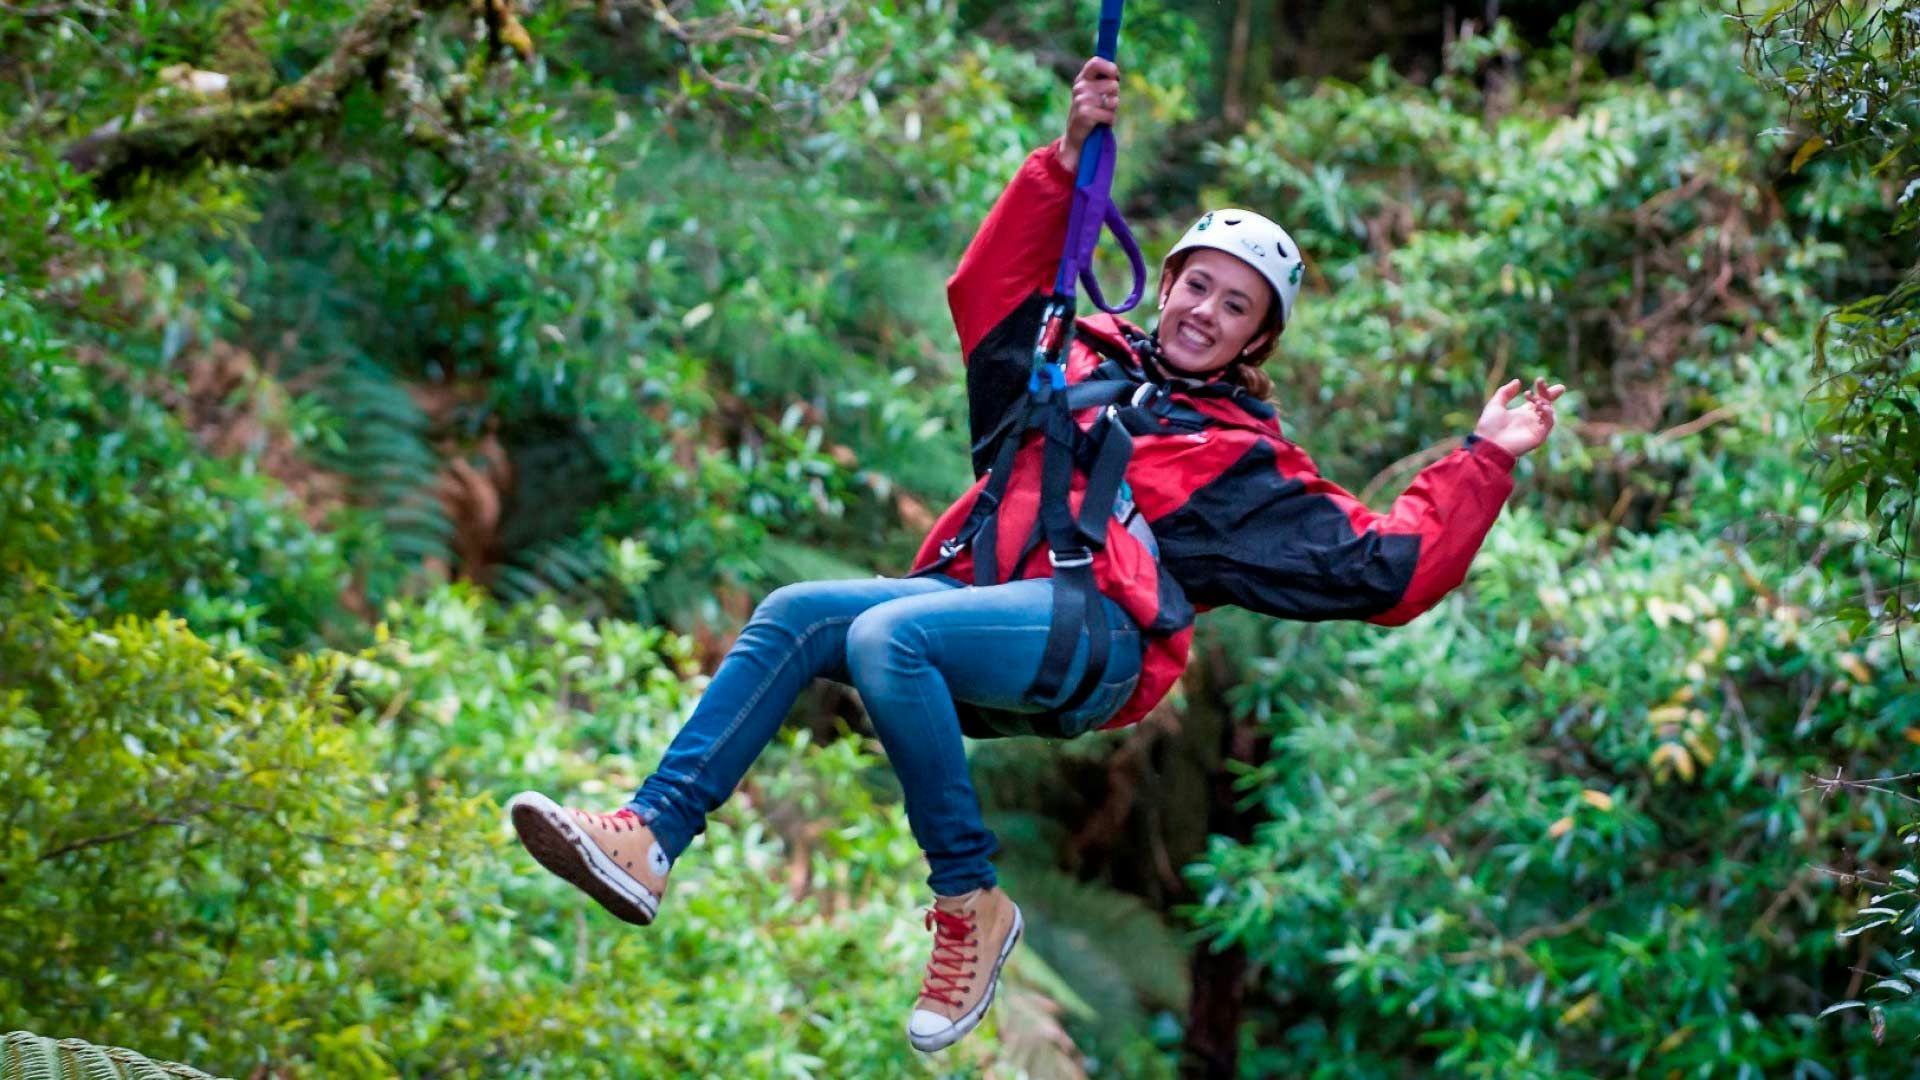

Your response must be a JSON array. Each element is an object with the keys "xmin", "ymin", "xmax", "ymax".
[{"xmin": 628, "ymin": 576, "xmax": 1143, "ymax": 895}]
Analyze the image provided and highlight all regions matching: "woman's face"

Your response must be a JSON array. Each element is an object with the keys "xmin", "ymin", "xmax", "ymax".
[{"xmin": 1155, "ymin": 249, "xmax": 1274, "ymax": 377}]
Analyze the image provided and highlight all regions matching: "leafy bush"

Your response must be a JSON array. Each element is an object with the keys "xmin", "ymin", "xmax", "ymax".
[
  {"xmin": 0, "ymin": 300, "xmax": 352, "ymax": 648},
  {"xmin": 1, "ymin": 570, "xmax": 1080, "ymax": 1076}
]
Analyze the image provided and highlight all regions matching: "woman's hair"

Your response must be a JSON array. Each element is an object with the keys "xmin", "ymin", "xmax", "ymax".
[{"xmin": 1220, "ymin": 306, "xmax": 1281, "ymax": 400}]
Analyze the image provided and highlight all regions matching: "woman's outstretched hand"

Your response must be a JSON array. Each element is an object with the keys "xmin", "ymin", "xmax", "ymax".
[
  {"xmin": 1475, "ymin": 377, "xmax": 1566, "ymax": 459},
  {"xmin": 1059, "ymin": 57, "xmax": 1119, "ymax": 173}
]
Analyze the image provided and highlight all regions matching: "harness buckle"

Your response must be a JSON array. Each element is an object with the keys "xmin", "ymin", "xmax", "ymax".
[
  {"xmin": 940, "ymin": 538, "xmax": 965, "ymax": 559},
  {"xmin": 1048, "ymin": 547, "xmax": 1094, "ymax": 569}
]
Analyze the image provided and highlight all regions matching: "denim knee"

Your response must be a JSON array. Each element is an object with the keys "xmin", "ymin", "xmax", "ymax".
[
  {"xmin": 752, "ymin": 582, "xmax": 822, "ymax": 627},
  {"xmin": 845, "ymin": 604, "xmax": 926, "ymax": 687}
]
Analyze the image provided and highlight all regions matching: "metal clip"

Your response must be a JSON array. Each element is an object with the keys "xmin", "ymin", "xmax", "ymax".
[
  {"xmin": 940, "ymin": 538, "xmax": 965, "ymax": 559},
  {"xmin": 1048, "ymin": 548, "xmax": 1094, "ymax": 569}
]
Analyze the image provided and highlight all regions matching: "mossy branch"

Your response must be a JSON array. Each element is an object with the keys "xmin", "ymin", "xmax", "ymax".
[
  {"xmin": 212, "ymin": 0, "xmax": 275, "ymax": 98},
  {"xmin": 59, "ymin": 0, "xmax": 523, "ymax": 194}
]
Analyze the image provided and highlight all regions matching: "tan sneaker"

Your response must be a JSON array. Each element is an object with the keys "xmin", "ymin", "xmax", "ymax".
[
  {"xmin": 507, "ymin": 790, "xmax": 671, "ymax": 925},
  {"xmin": 908, "ymin": 885, "xmax": 1023, "ymax": 1053}
]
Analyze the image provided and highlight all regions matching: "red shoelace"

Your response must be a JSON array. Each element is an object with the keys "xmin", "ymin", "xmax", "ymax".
[
  {"xmin": 919, "ymin": 907, "xmax": 979, "ymax": 1009},
  {"xmin": 573, "ymin": 807, "xmax": 640, "ymax": 832}
]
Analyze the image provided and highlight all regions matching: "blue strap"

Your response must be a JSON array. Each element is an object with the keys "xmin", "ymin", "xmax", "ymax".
[{"xmin": 1093, "ymin": 0, "xmax": 1122, "ymax": 57}]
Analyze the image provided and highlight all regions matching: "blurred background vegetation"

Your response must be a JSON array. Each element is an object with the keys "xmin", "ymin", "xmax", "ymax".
[{"xmin": 3, "ymin": 0, "xmax": 1917, "ymax": 1076}]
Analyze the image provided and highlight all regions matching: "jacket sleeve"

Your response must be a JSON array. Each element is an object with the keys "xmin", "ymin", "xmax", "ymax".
[
  {"xmin": 948, "ymin": 142, "xmax": 1076, "ymax": 469},
  {"xmin": 1152, "ymin": 433, "xmax": 1518, "ymax": 625},
  {"xmin": 948, "ymin": 140, "xmax": 1076, "ymax": 357}
]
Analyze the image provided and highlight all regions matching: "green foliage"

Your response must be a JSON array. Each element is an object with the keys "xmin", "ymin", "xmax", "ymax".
[
  {"xmin": 1734, "ymin": 6, "xmax": 1920, "ymax": 1041},
  {"xmin": 1738, "ymin": 0, "xmax": 1920, "ymax": 229},
  {"xmin": 6, "ymin": 0, "xmax": 1918, "ymax": 1075},
  {"xmin": 0, "ymin": 566, "xmax": 506, "ymax": 1075},
  {"xmin": 1737, "ymin": 0, "xmax": 1920, "ymax": 659},
  {"xmin": 1821, "ymin": 822, "xmax": 1920, "ymax": 1043},
  {"xmin": 0, "ymin": 569, "xmax": 1067, "ymax": 1076},
  {"xmin": 1180, "ymin": 4, "xmax": 1920, "ymax": 1074},
  {"xmin": 1809, "ymin": 278, "xmax": 1920, "ymax": 660},
  {"xmin": 1210, "ymin": 4, "xmax": 1801, "ymax": 479},
  {"xmin": 0, "ymin": 307, "xmax": 352, "ymax": 648},
  {"xmin": 1195, "ymin": 484, "xmax": 1920, "ymax": 1074},
  {"xmin": 996, "ymin": 858, "xmax": 1189, "ymax": 1077}
]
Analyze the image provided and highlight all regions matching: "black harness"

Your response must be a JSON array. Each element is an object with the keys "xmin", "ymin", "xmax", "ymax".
[{"xmin": 915, "ymin": 316, "xmax": 1215, "ymax": 727}]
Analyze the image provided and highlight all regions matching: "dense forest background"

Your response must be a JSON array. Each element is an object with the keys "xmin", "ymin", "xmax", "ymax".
[{"xmin": 4, "ymin": 0, "xmax": 1919, "ymax": 1076}]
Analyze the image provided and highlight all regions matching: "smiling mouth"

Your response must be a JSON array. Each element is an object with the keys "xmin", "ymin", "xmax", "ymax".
[{"xmin": 1175, "ymin": 322, "xmax": 1215, "ymax": 351}]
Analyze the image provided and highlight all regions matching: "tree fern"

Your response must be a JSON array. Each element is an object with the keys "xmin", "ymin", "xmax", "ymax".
[
  {"xmin": 0, "ymin": 1031, "xmax": 224, "ymax": 1080},
  {"xmin": 994, "ymin": 958, "xmax": 1095, "ymax": 1080},
  {"xmin": 492, "ymin": 533, "xmax": 616, "ymax": 611},
  {"xmin": 993, "ymin": 856, "xmax": 1191, "ymax": 1067},
  {"xmin": 752, "ymin": 537, "xmax": 877, "ymax": 587},
  {"xmin": 315, "ymin": 358, "xmax": 453, "ymax": 588}
]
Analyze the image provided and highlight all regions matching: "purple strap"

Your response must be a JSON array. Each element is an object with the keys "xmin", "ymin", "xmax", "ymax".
[
  {"xmin": 1082, "ymin": 201, "xmax": 1146, "ymax": 314},
  {"xmin": 1042, "ymin": 0, "xmax": 1139, "ymax": 316},
  {"xmin": 1051, "ymin": 126, "xmax": 1146, "ymax": 314}
]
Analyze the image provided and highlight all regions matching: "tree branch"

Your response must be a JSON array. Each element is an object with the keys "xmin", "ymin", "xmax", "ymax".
[
  {"xmin": 0, "ymin": 2, "xmax": 115, "ymax": 17},
  {"xmin": 37, "ymin": 810, "xmax": 208, "ymax": 862},
  {"xmin": 1359, "ymin": 436, "xmax": 1465, "ymax": 506},
  {"xmin": 1442, "ymin": 901, "xmax": 1603, "ymax": 965},
  {"xmin": 60, "ymin": 0, "xmax": 521, "ymax": 195}
]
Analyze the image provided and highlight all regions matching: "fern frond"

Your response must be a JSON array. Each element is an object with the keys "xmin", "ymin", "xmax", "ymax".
[
  {"xmin": 995, "ymin": 859, "xmax": 1193, "ymax": 1054},
  {"xmin": 494, "ymin": 533, "xmax": 615, "ymax": 611},
  {"xmin": 752, "ymin": 538, "xmax": 875, "ymax": 586},
  {"xmin": 995, "ymin": 954, "xmax": 1092, "ymax": 1080},
  {"xmin": 316, "ymin": 359, "xmax": 453, "ymax": 585},
  {"xmin": 0, "ymin": 1031, "xmax": 226, "ymax": 1080}
]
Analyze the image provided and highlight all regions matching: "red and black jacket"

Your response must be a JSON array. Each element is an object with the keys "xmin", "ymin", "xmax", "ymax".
[{"xmin": 909, "ymin": 141, "xmax": 1519, "ymax": 730}]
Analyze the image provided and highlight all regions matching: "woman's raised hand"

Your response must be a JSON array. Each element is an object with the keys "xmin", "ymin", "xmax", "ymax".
[
  {"xmin": 1474, "ymin": 377, "xmax": 1566, "ymax": 459},
  {"xmin": 1060, "ymin": 57, "xmax": 1120, "ymax": 173}
]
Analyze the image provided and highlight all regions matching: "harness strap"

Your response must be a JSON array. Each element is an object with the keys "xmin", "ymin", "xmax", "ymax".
[
  {"xmin": 1027, "ymin": 407, "xmax": 1133, "ymax": 704},
  {"xmin": 967, "ymin": 399, "xmax": 1031, "ymax": 586},
  {"xmin": 1034, "ymin": 556, "xmax": 1110, "ymax": 707},
  {"xmin": 968, "ymin": 377, "xmax": 1138, "ymax": 464},
  {"xmin": 1076, "ymin": 416, "xmax": 1135, "ymax": 549},
  {"xmin": 917, "ymin": 376, "xmax": 1152, "ymax": 703}
]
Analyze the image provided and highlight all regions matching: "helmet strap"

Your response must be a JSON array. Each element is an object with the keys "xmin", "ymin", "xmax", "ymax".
[
  {"xmin": 1129, "ymin": 324, "xmax": 1174, "ymax": 384},
  {"xmin": 1142, "ymin": 320, "xmax": 1242, "ymax": 384}
]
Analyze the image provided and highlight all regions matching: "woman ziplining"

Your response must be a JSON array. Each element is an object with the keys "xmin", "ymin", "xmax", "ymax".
[{"xmin": 507, "ymin": 43, "xmax": 1565, "ymax": 1055}]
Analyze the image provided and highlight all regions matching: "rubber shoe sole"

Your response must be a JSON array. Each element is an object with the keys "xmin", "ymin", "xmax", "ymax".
[
  {"xmin": 908, "ymin": 904, "xmax": 1024, "ymax": 1053},
  {"xmin": 508, "ymin": 791, "xmax": 660, "ymax": 926}
]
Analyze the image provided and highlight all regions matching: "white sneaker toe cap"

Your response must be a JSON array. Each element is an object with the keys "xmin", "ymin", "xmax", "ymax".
[{"xmin": 909, "ymin": 1009, "xmax": 955, "ymax": 1039}]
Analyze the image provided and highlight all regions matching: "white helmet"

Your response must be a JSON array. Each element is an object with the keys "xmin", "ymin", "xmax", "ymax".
[{"xmin": 1162, "ymin": 209, "xmax": 1304, "ymax": 330}]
